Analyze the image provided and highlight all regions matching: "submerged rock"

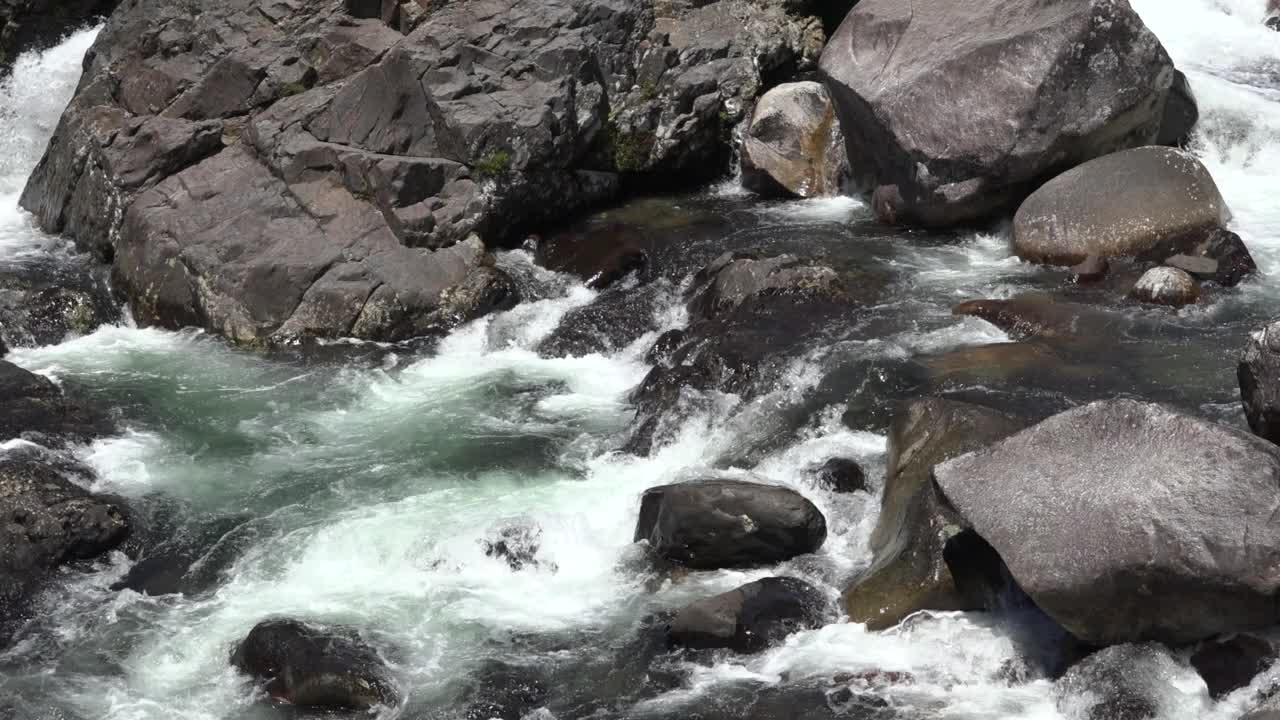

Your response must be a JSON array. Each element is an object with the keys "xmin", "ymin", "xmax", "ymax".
[
  {"xmin": 1069, "ymin": 255, "xmax": 1109, "ymax": 283},
  {"xmin": 668, "ymin": 577, "xmax": 828, "ymax": 653},
  {"xmin": 20, "ymin": 0, "xmax": 823, "ymax": 345},
  {"xmin": 0, "ymin": 360, "xmax": 113, "ymax": 446},
  {"xmin": 232, "ymin": 618, "xmax": 399, "ymax": 710},
  {"xmin": 953, "ymin": 295, "xmax": 1132, "ymax": 345},
  {"xmin": 813, "ymin": 458, "xmax": 866, "ymax": 494},
  {"xmin": 1240, "ymin": 319, "xmax": 1280, "ymax": 446},
  {"xmin": 634, "ymin": 478, "xmax": 827, "ymax": 569},
  {"xmin": 844, "ymin": 398, "xmax": 1028, "ymax": 630},
  {"xmin": 112, "ymin": 513, "xmax": 253, "ymax": 597},
  {"xmin": 741, "ymin": 81, "xmax": 847, "ymax": 198},
  {"xmin": 819, "ymin": 0, "xmax": 1179, "ymax": 226},
  {"xmin": 1055, "ymin": 644, "xmax": 1186, "ymax": 720},
  {"xmin": 1130, "ymin": 266, "xmax": 1200, "ymax": 307},
  {"xmin": 1190, "ymin": 634, "xmax": 1275, "ymax": 699},
  {"xmin": 1012, "ymin": 147, "xmax": 1228, "ymax": 265},
  {"xmin": 0, "ymin": 453, "xmax": 130, "ymax": 644},
  {"xmin": 482, "ymin": 517, "xmax": 556, "ymax": 573},
  {"xmin": 934, "ymin": 399, "xmax": 1280, "ymax": 646}
]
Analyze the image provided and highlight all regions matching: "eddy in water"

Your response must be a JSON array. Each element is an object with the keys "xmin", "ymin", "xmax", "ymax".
[{"xmin": 2, "ymin": 1, "xmax": 1280, "ymax": 719}]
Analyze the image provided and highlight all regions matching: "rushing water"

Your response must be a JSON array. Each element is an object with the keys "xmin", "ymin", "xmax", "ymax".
[{"xmin": 4, "ymin": 3, "xmax": 1280, "ymax": 719}]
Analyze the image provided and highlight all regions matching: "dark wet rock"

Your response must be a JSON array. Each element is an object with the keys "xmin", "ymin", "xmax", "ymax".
[
  {"xmin": 819, "ymin": 0, "xmax": 1177, "ymax": 227},
  {"xmin": 922, "ymin": 342, "xmax": 1104, "ymax": 390},
  {"xmin": 741, "ymin": 81, "xmax": 847, "ymax": 198},
  {"xmin": 0, "ymin": 254, "xmax": 121, "ymax": 348},
  {"xmin": 844, "ymin": 398, "xmax": 1028, "ymax": 630},
  {"xmin": 1241, "ymin": 319, "xmax": 1280, "ymax": 446},
  {"xmin": 231, "ymin": 618, "xmax": 398, "ymax": 711},
  {"xmin": 635, "ymin": 478, "xmax": 827, "ymax": 570},
  {"xmin": 1158, "ymin": 70, "xmax": 1199, "ymax": 147},
  {"xmin": 1013, "ymin": 147, "xmax": 1228, "ymax": 265},
  {"xmin": 935, "ymin": 399, "xmax": 1280, "ymax": 646},
  {"xmin": 0, "ymin": 360, "xmax": 114, "ymax": 446},
  {"xmin": 481, "ymin": 517, "xmax": 556, "ymax": 573},
  {"xmin": 538, "ymin": 282, "xmax": 661, "ymax": 358},
  {"xmin": 1165, "ymin": 253, "xmax": 1219, "ymax": 278},
  {"xmin": 111, "ymin": 513, "xmax": 251, "ymax": 597},
  {"xmin": 1055, "ymin": 644, "xmax": 1184, "ymax": 720},
  {"xmin": 1129, "ymin": 266, "xmax": 1200, "ymax": 307},
  {"xmin": 645, "ymin": 329, "xmax": 687, "ymax": 367},
  {"xmin": 0, "ymin": 0, "xmax": 117, "ymax": 74},
  {"xmin": 0, "ymin": 454, "xmax": 130, "ymax": 644},
  {"xmin": 535, "ymin": 229, "xmax": 651, "ymax": 290},
  {"xmin": 21, "ymin": 0, "xmax": 824, "ymax": 344},
  {"xmin": 1193, "ymin": 227, "xmax": 1258, "ymax": 287},
  {"xmin": 1190, "ymin": 634, "xmax": 1275, "ymax": 699},
  {"xmin": 1069, "ymin": 255, "xmax": 1109, "ymax": 283},
  {"xmin": 953, "ymin": 295, "xmax": 1132, "ymax": 345},
  {"xmin": 1270, "ymin": 14, "xmax": 1280, "ymax": 32},
  {"xmin": 456, "ymin": 660, "xmax": 551, "ymax": 720},
  {"xmin": 813, "ymin": 458, "xmax": 866, "ymax": 494},
  {"xmin": 668, "ymin": 577, "xmax": 828, "ymax": 653}
]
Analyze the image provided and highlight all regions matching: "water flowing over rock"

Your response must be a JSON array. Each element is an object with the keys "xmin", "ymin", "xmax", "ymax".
[
  {"xmin": 1012, "ymin": 147, "xmax": 1228, "ymax": 265},
  {"xmin": 1240, "ymin": 319, "xmax": 1280, "ymax": 446},
  {"xmin": 818, "ymin": 0, "xmax": 1180, "ymax": 227},
  {"xmin": 844, "ymin": 398, "xmax": 1029, "ymax": 630},
  {"xmin": 934, "ymin": 399, "xmax": 1280, "ymax": 646},
  {"xmin": 231, "ymin": 619, "xmax": 399, "ymax": 710},
  {"xmin": 740, "ymin": 81, "xmax": 847, "ymax": 198},
  {"xmin": 0, "ymin": 0, "xmax": 117, "ymax": 73},
  {"xmin": 19, "ymin": 0, "xmax": 823, "ymax": 345},
  {"xmin": 668, "ymin": 577, "xmax": 828, "ymax": 653},
  {"xmin": 1055, "ymin": 644, "xmax": 1188, "ymax": 720},
  {"xmin": 1129, "ymin": 266, "xmax": 1200, "ymax": 307},
  {"xmin": 634, "ymin": 478, "xmax": 827, "ymax": 569}
]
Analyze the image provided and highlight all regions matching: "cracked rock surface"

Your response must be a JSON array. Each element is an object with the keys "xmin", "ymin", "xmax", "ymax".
[{"xmin": 21, "ymin": 0, "xmax": 823, "ymax": 345}]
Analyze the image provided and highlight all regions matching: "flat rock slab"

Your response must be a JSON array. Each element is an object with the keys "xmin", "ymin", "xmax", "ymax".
[{"xmin": 935, "ymin": 399, "xmax": 1280, "ymax": 646}]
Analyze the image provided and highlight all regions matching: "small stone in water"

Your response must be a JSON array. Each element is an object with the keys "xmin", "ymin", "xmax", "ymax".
[{"xmin": 1130, "ymin": 267, "xmax": 1199, "ymax": 307}]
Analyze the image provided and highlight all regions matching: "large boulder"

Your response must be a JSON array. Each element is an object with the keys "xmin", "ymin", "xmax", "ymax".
[
  {"xmin": 818, "ymin": 0, "xmax": 1179, "ymax": 227},
  {"xmin": 1012, "ymin": 146, "xmax": 1229, "ymax": 265},
  {"xmin": 1240, "ymin": 319, "xmax": 1280, "ymax": 446},
  {"xmin": 668, "ymin": 577, "xmax": 828, "ymax": 653},
  {"xmin": 740, "ymin": 81, "xmax": 847, "ymax": 198},
  {"xmin": 0, "ymin": 452, "xmax": 130, "ymax": 644},
  {"xmin": 844, "ymin": 398, "xmax": 1029, "ymax": 630},
  {"xmin": 934, "ymin": 399, "xmax": 1280, "ymax": 646},
  {"xmin": 634, "ymin": 478, "xmax": 827, "ymax": 569},
  {"xmin": 20, "ymin": 0, "xmax": 824, "ymax": 345},
  {"xmin": 232, "ymin": 618, "xmax": 399, "ymax": 710},
  {"xmin": 0, "ymin": 0, "xmax": 117, "ymax": 73}
]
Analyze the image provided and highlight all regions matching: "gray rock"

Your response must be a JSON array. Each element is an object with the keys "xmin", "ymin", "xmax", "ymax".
[
  {"xmin": 669, "ymin": 576, "xmax": 828, "ymax": 653},
  {"xmin": 20, "ymin": 0, "xmax": 825, "ymax": 344},
  {"xmin": 741, "ymin": 81, "xmax": 847, "ymax": 198},
  {"xmin": 819, "ymin": 0, "xmax": 1179, "ymax": 226},
  {"xmin": 1013, "ymin": 147, "xmax": 1228, "ymax": 266},
  {"xmin": 1055, "ymin": 644, "xmax": 1186, "ymax": 720},
  {"xmin": 0, "ymin": 452, "xmax": 130, "ymax": 644},
  {"xmin": 634, "ymin": 478, "xmax": 827, "ymax": 569},
  {"xmin": 1129, "ymin": 266, "xmax": 1200, "ymax": 307},
  {"xmin": 934, "ymin": 399, "xmax": 1280, "ymax": 645},
  {"xmin": 844, "ymin": 398, "xmax": 1029, "ymax": 630},
  {"xmin": 1239, "ymin": 319, "xmax": 1280, "ymax": 446},
  {"xmin": 1164, "ymin": 254, "xmax": 1219, "ymax": 278}
]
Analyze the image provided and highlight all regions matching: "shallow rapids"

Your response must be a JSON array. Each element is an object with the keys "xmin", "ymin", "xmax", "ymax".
[{"xmin": 3, "ymin": 2, "xmax": 1280, "ymax": 719}]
